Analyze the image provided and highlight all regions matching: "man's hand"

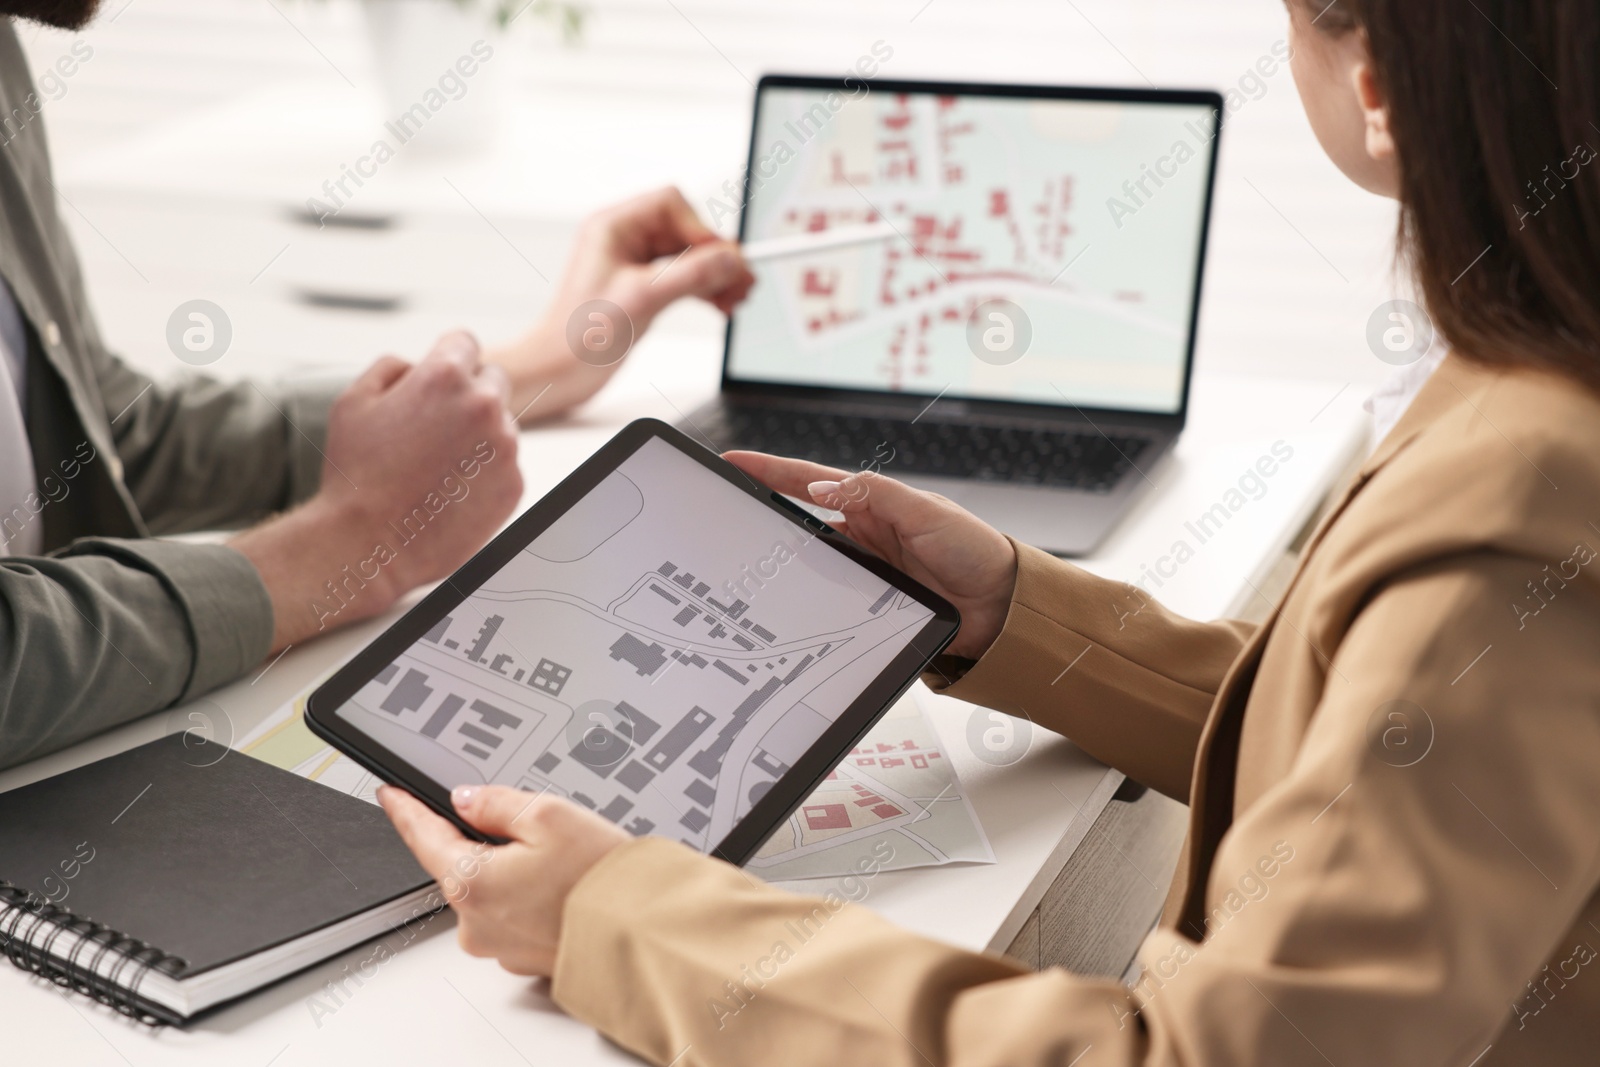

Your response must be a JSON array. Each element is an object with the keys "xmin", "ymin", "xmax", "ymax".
[
  {"xmin": 724, "ymin": 452, "xmax": 1020, "ymax": 661},
  {"xmin": 230, "ymin": 331, "xmax": 522, "ymax": 651},
  {"xmin": 379, "ymin": 784, "xmax": 631, "ymax": 977},
  {"xmin": 486, "ymin": 186, "xmax": 755, "ymax": 424}
]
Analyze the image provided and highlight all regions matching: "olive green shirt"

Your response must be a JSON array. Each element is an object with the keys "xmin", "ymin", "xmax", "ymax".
[{"xmin": 0, "ymin": 21, "xmax": 341, "ymax": 770}]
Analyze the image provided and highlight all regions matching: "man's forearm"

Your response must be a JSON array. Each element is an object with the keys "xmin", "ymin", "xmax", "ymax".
[
  {"xmin": 486, "ymin": 324, "xmax": 620, "ymax": 426},
  {"xmin": 228, "ymin": 497, "xmax": 403, "ymax": 654}
]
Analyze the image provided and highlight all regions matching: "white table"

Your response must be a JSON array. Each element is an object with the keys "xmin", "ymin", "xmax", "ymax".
[{"xmin": 0, "ymin": 334, "xmax": 1369, "ymax": 1065}]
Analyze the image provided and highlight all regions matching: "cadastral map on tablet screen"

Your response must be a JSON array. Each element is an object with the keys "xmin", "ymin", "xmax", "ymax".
[{"xmin": 320, "ymin": 437, "xmax": 936, "ymax": 851}]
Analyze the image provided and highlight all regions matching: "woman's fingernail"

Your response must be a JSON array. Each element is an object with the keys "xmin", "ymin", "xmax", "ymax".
[
  {"xmin": 452, "ymin": 785, "xmax": 477, "ymax": 809},
  {"xmin": 808, "ymin": 480, "xmax": 841, "ymax": 499}
]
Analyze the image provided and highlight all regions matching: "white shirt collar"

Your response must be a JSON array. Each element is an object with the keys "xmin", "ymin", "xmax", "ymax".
[
  {"xmin": 1364, "ymin": 346, "xmax": 1447, "ymax": 451},
  {"xmin": 0, "ymin": 277, "xmax": 40, "ymax": 556}
]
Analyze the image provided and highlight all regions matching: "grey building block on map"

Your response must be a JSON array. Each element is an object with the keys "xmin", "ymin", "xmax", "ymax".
[
  {"xmin": 569, "ymin": 727, "xmax": 632, "ymax": 778},
  {"xmin": 616, "ymin": 760, "xmax": 656, "ymax": 793},
  {"xmin": 531, "ymin": 658, "xmax": 572, "ymax": 696},
  {"xmin": 713, "ymin": 659, "xmax": 749, "ymax": 685},
  {"xmin": 421, "ymin": 694, "xmax": 466, "ymax": 739},
  {"xmin": 610, "ymin": 633, "xmax": 668, "ymax": 676},
  {"xmin": 684, "ymin": 778, "xmax": 716, "ymax": 808},
  {"xmin": 615, "ymin": 701, "xmax": 661, "ymax": 746},
  {"xmin": 597, "ymin": 795, "xmax": 634, "ymax": 823},
  {"xmin": 644, "ymin": 707, "xmax": 712, "ymax": 770},
  {"xmin": 380, "ymin": 668, "xmax": 432, "ymax": 716}
]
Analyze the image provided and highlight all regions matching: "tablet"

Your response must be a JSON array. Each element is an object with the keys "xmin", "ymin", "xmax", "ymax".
[{"xmin": 305, "ymin": 419, "xmax": 960, "ymax": 865}]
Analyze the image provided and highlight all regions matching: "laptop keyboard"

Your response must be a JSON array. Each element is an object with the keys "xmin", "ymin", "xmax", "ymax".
[{"xmin": 695, "ymin": 406, "xmax": 1153, "ymax": 493}]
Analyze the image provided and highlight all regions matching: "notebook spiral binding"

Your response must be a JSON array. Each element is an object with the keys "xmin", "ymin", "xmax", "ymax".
[{"xmin": 0, "ymin": 880, "xmax": 187, "ymax": 1025}]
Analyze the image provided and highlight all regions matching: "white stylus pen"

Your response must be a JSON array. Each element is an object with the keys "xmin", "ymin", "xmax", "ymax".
[{"xmin": 738, "ymin": 221, "xmax": 900, "ymax": 262}]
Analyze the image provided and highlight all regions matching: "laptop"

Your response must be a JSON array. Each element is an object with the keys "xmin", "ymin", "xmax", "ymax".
[{"xmin": 682, "ymin": 75, "xmax": 1224, "ymax": 556}]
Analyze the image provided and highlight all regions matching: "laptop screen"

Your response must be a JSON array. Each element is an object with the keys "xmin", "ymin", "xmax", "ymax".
[{"xmin": 723, "ymin": 81, "xmax": 1221, "ymax": 417}]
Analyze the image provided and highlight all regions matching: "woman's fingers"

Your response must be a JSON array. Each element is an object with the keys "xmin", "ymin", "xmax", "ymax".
[
  {"xmin": 636, "ymin": 185, "xmax": 719, "ymax": 253},
  {"xmin": 813, "ymin": 467, "xmax": 933, "ymax": 518},
  {"xmin": 724, "ymin": 449, "xmax": 947, "ymax": 529},
  {"xmin": 722, "ymin": 451, "xmax": 852, "ymax": 498},
  {"xmin": 599, "ymin": 185, "xmax": 717, "ymax": 262},
  {"xmin": 378, "ymin": 785, "xmax": 478, "ymax": 885},
  {"xmin": 451, "ymin": 784, "xmax": 547, "ymax": 842},
  {"xmin": 639, "ymin": 242, "xmax": 751, "ymax": 319},
  {"xmin": 806, "ymin": 474, "xmax": 886, "ymax": 513}
]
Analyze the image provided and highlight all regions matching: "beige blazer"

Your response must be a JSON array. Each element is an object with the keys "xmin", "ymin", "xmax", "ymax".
[{"xmin": 550, "ymin": 353, "xmax": 1600, "ymax": 1066}]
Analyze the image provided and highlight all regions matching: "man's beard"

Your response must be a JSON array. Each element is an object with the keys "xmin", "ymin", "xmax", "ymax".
[{"xmin": 1, "ymin": 0, "xmax": 103, "ymax": 30}]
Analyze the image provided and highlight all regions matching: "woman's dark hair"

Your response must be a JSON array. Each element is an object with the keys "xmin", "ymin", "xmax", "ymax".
[{"xmin": 1305, "ymin": 0, "xmax": 1600, "ymax": 388}]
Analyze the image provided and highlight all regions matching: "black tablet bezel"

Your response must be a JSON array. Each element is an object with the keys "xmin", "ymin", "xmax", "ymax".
[{"xmin": 304, "ymin": 418, "xmax": 961, "ymax": 865}]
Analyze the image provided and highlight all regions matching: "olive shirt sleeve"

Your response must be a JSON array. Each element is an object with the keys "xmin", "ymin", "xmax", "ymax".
[
  {"xmin": 0, "ymin": 17, "xmax": 346, "ymax": 772},
  {"xmin": 92, "ymin": 340, "xmax": 344, "ymax": 535},
  {"xmin": 548, "ymin": 549, "xmax": 1600, "ymax": 1067},
  {"xmin": 0, "ymin": 362, "xmax": 343, "ymax": 771},
  {"xmin": 0, "ymin": 538, "xmax": 273, "ymax": 770}
]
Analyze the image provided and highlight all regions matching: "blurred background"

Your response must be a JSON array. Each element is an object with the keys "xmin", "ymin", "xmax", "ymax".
[{"xmin": 18, "ymin": 0, "xmax": 1401, "ymax": 403}]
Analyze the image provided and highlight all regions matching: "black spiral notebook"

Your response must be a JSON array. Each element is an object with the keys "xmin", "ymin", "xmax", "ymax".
[{"xmin": 0, "ymin": 733, "xmax": 437, "ymax": 1024}]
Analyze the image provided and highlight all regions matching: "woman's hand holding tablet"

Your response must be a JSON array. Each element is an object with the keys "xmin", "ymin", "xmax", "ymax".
[
  {"xmin": 721, "ymin": 451, "xmax": 1019, "ymax": 661},
  {"xmin": 376, "ymin": 781, "xmax": 630, "ymax": 976}
]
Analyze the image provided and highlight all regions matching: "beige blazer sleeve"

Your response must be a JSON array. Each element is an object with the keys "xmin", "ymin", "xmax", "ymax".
[
  {"xmin": 549, "ymin": 544, "xmax": 1600, "ymax": 1066},
  {"xmin": 926, "ymin": 541, "xmax": 1257, "ymax": 802}
]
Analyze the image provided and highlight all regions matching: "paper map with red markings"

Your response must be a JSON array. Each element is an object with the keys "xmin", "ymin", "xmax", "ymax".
[{"xmin": 745, "ymin": 695, "xmax": 993, "ymax": 879}]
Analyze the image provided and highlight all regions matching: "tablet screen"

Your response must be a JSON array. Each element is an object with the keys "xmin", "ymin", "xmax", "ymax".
[{"xmin": 325, "ymin": 436, "xmax": 937, "ymax": 851}]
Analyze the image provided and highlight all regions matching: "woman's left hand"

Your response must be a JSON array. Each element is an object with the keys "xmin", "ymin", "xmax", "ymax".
[
  {"xmin": 485, "ymin": 186, "xmax": 755, "ymax": 425},
  {"xmin": 378, "ymin": 783, "xmax": 631, "ymax": 976}
]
